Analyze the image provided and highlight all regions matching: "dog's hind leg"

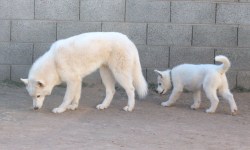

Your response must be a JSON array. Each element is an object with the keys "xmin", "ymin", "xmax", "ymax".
[
  {"xmin": 114, "ymin": 72, "xmax": 135, "ymax": 112},
  {"xmin": 161, "ymin": 89, "xmax": 181, "ymax": 107},
  {"xmin": 96, "ymin": 66, "xmax": 116, "ymax": 110},
  {"xmin": 204, "ymin": 89, "xmax": 219, "ymax": 114},
  {"xmin": 219, "ymin": 89, "xmax": 238, "ymax": 115},
  {"xmin": 191, "ymin": 90, "xmax": 201, "ymax": 110},
  {"xmin": 53, "ymin": 79, "xmax": 82, "ymax": 113}
]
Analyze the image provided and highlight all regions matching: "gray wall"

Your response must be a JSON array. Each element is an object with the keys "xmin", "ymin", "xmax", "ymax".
[{"xmin": 0, "ymin": 0, "xmax": 250, "ymax": 89}]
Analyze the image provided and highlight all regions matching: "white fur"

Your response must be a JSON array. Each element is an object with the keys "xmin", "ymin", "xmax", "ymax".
[
  {"xmin": 155, "ymin": 55, "xmax": 237, "ymax": 115},
  {"xmin": 21, "ymin": 32, "xmax": 148, "ymax": 113}
]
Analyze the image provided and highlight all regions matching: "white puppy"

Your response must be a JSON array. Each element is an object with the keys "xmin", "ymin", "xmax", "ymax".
[
  {"xmin": 21, "ymin": 32, "xmax": 147, "ymax": 113},
  {"xmin": 155, "ymin": 55, "xmax": 237, "ymax": 115}
]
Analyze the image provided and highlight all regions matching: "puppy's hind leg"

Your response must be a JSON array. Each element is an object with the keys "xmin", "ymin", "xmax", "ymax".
[
  {"xmin": 161, "ymin": 88, "xmax": 181, "ymax": 107},
  {"xmin": 191, "ymin": 90, "xmax": 201, "ymax": 110},
  {"xmin": 219, "ymin": 89, "xmax": 238, "ymax": 115},
  {"xmin": 204, "ymin": 88, "xmax": 219, "ymax": 114},
  {"xmin": 96, "ymin": 66, "xmax": 116, "ymax": 110}
]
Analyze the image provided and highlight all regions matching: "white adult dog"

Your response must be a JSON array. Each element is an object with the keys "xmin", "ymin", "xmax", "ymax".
[
  {"xmin": 21, "ymin": 32, "xmax": 148, "ymax": 113},
  {"xmin": 154, "ymin": 55, "xmax": 237, "ymax": 115}
]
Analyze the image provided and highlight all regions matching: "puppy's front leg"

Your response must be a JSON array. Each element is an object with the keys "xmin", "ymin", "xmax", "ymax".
[
  {"xmin": 53, "ymin": 81, "xmax": 81, "ymax": 113},
  {"xmin": 161, "ymin": 89, "xmax": 181, "ymax": 107}
]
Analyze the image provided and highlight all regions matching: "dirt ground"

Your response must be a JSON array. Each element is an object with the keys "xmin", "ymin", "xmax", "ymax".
[{"xmin": 0, "ymin": 82, "xmax": 249, "ymax": 150}]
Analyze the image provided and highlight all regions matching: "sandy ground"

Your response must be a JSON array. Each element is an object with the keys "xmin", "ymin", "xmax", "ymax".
[{"xmin": 0, "ymin": 82, "xmax": 249, "ymax": 150}]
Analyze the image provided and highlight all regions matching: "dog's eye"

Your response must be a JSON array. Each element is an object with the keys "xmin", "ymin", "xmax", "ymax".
[
  {"xmin": 158, "ymin": 83, "xmax": 162, "ymax": 86},
  {"xmin": 37, "ymin": 95, "xmax": 41, "ymax": 98}
]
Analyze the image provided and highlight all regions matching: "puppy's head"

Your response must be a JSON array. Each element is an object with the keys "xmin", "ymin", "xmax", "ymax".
[
  {"xmin": 154, "ymin": 70, "xmax": 172, "ymax": 95},
  {"xmin": 20, "ymin": 78, "xmax": 51, "ymax": 110}
]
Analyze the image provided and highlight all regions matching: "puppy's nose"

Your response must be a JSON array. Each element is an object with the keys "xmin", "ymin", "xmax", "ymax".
[
  {"xmin": 34, "ymin": 107, "xmax": 39, "ymax": 110},
  {"xmin": 154, "ymin": 89, "xmax": 158, "ymax": 93}
]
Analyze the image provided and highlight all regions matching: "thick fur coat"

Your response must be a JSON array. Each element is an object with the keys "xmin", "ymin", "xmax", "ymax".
[
  {"xmin": 155, "ymin": 55, "xmax": 237, "ymax": 115},
  {"xmin": 21, "ymin": 32, "xmax": 148, "ymax": 113}
]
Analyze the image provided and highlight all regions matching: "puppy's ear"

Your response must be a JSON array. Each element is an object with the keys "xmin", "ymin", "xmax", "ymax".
[
  {"xmin": 36, "ymin": 80, "xmax": 45, "ymax": 88},
  {"xmin": 154, "ymin": 70, "xmax": 163, "ymax": 78},
  {"xmin": 20, "ymin": 78, "xmax": 28, "ymax": 85}
]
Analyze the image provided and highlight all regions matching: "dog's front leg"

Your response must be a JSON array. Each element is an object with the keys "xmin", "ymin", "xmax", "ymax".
[
  {"xmin": 161, "ymin": 89, "xmax": 181, "ymax": 107},
  {"xmin": 53, "ymin": 81, "xmax": 81, "ymax": 113}
]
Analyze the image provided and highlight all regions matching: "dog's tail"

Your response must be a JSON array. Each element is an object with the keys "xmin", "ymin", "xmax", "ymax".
[
  {"xmin": 133, "ymin": 54, "xmax": 148, "ymax": 99},
  {"xmin": 215, "ymin": 55, "xmax": 231, "ymax": 74}
]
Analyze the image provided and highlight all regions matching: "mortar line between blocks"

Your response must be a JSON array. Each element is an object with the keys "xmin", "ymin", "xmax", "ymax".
[
  {"xmin": 215, "ymin": 3, "xmax": 217, "ymax": 24},
  {"xmin": 124, "ymin": 0, "xmax": 127, "ymax": 22},
  {"xmin": 170, "ymin": 1, "xmax": 172, "ymax": 23}
]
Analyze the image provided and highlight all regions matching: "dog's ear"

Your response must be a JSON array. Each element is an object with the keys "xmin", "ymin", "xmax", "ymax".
[
  {"xmin": 36, "ymin": 80, "xmax": 45, "ymax": 88},
  {"xmin": 154, "ymin": 70, "xmax": 163, "ymax": 78},
  {"xmin": 20, "ymin": 78, "xmax": 28, "ymax": 85}
]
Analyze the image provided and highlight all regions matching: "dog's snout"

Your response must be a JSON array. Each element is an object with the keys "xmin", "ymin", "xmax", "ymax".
[{"xmin": 34, "ymin": 107, "xmax": 39, "ymax": 110}]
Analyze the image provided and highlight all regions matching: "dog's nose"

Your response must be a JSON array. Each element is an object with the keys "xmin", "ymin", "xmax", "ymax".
[
  {"xmin": 154, "ymin": 89, "xmax": 158, "ymax": 93},
  {"xmin": 34, "ymin": 107, "xmax": 39, "ymax": 110}
]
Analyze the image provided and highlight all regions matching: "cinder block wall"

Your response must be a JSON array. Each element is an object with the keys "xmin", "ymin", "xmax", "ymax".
[{"xmin": 0, "ymin": 0, "xmax": 250, "ymax": 89}]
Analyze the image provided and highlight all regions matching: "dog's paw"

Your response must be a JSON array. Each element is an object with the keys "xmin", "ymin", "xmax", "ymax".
[
  {"xmin": 123, "ymin": 106, "xmax": 133, "ymax": 112},
  {"xmin": 67, "ymin": 104, "xmax": 78, "ymax": 110},
  {"xmin": 161, "ymin": 102, "xmax": 171, "ymax": 107},
  {"xmin": 96, "ymin": 104, "xmax": 108, "ymax": 110},
  {"xmin": 231, "ymin": 109, "xmax": 238, "ymax": 116},
  {"xmin": 52, "ymin": 107, "xmax": 66, "ymax": 113}
]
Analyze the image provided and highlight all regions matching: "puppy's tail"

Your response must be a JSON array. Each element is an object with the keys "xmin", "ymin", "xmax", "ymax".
[{"xmin": 215, "ymin": 55, "xmax": 231, "ymax": 74}]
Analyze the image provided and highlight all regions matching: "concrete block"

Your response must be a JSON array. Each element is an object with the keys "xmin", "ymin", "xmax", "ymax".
[
  {"xmin": 171, "ymin": 2, "xmax": 215, "ymax": 24},
  {"xmin": 126, "ymin": 0, "xmax": 170, "ymax": 22},
  {"xmin": 80, "ymin": 0, "xmax": 125, "ymax": 21},
  {"xmin": 11, "ymin": 21, "xmax": 56, "ymax": 42},
  {"xmin": 0, "ymin": 43, "xmax": 33, "ymax": 65},
  {"xmin": 146, "ymin": 68, "xmax": 166, "ymax": 84},
  {"xmin": 226, "ymin": 71, "xmax": 237, "ymax": 90},
  {"xmin": 102, "ymin": 23, "xmax": 147, "ymax": 44},
  {"xmin": 0, "ymin": 65, "xmax": 10, "ymax": 80},
  {"xmin": 83, "ymin": 70, "xmax": 102, "ymax": 85},
  {"xmin": 238, "ymin": 26, "xmax": 250, "ymax": 47},
  {"xmin": 217, "ymin": 3, "xmax": 250, "ymax": 25},
  {"xmin": 0, "ymin": 0, "xmax": 34, "ymax": 19},
  {"xmin": 215, "ymin": 48, "xmax": 250, "ymax": 71},
  {"xmin": 137, "ymin": 45, "xmax": 169, "ymax": 68},
  {"xmin": 35, "ymin": 0, "xmax": 79, "ymax": 20},
  {"xmin": 57, "ymin": 22, "xmax": 101, "ymax": 40},
  {"xmin": 0, "ymin": 20, "xmax": 10, "ymax": 42},
  {"xmin": 148, "ymin": 24, "xmax": 192, "ymax": 46},
  {"xmin": 193, "ymin": 25, "xmax": 237, "ymax": 47},
  {"xmin": 169, "ymin": 47, "xmax": 214, "ymax": 68},
  {"xmin": 11, "ymin": 65, "xmax": 31, "ymax": 81},
  {"xmin": 239, "ymin": 0, "xmax": 250, "ymax": 2},
  {"xmin": 237, "ymin": 71, "xmax": 250, "ymax": 89},
  {"xmin": 33, "ymin": 43, "xmax": 53, "ymax": 61}
]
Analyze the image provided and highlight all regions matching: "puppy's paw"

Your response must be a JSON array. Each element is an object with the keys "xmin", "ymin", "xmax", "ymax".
[
  {"xmin": 67, "ymin": 104, "xmax": 78, "ymax": 110},
  {"xmin": 191, "ymin": 104, "xmax": 200, "ymax": 110},
  {"xmin": 96, "ymin": 104, "xmax": 108, "ymax": 110},
  {"xmin": 123, "ymin": 106, "xmax": 133, "ymax": 112},
  {"xmin": 205, "ymin": 108, "xmax": 215, "ymax": 114},
  {"xmin": 161, "ymin": 101, "xmax": 172, "ymax": 107},
  {"xmin": 52, "ymin": 107, "xmax": 66, "ymax": 113}
]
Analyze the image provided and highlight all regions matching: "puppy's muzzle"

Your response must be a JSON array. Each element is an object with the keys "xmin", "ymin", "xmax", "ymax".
[{"xmin": 33, "ymin": 107, "xmax": 39, "ymax": 110}]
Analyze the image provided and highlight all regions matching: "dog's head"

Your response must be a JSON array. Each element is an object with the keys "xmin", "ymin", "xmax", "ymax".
[
  {"xmin": 154, "ymin": 70, "xmax": 172, "ymax": 95},
  {"xmin": 20, "ymin": 78, "xmax": 52, "ymax": 110}
]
